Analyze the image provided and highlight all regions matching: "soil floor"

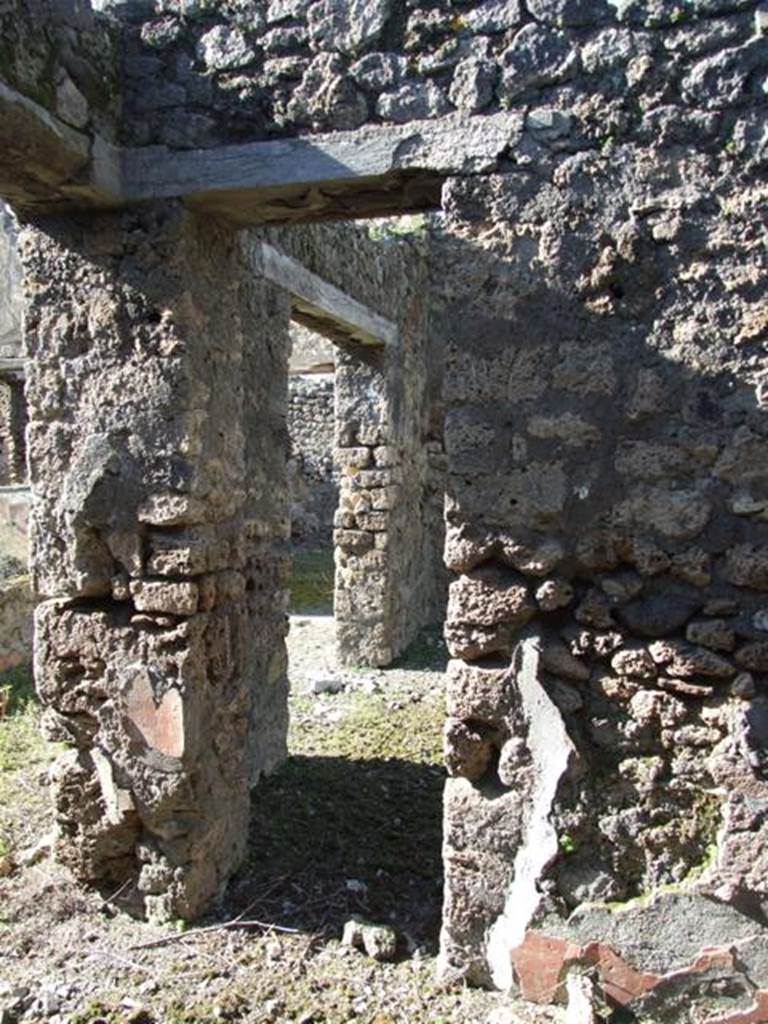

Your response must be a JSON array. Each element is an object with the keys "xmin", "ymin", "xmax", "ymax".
[{"xmin": 0, "ymin": 548, "xmax": 560, "ymax": 1024}]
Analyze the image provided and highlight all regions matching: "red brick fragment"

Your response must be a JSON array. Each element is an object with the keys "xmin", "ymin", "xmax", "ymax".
[
  {"xmin": 511, "ymin": 930, "xmax": 740, "ymax": 1011},
  {"xmin": 706, "ymin": 990, "xmax": 768, "ymax": 1024}
]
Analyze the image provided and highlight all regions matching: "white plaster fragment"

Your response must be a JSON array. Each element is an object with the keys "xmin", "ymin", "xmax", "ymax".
[{"xmin": 486, "ymin": 635, "xmax": 576, "ymax": 990}]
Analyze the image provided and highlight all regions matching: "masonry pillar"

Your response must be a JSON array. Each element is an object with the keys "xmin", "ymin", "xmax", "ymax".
[
  {"xmin": 20, "ymin": 202, "xmax": 288, "ymax": 921},
  {"xmin": 333, "ymin": 343, "xmax": 396, "ymax": 667}
]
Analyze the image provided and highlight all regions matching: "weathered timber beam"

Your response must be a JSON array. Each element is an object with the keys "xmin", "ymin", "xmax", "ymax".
[
  {"xmin": 121, "ymin": 112, "xmax": 522, "ymax": 226},
  {"xmin": 0, "ymin": 83, "xmax": 121, "ymax": 214},
  {"xmin": 0, "ymin": 109, "xmax": 521, "ymax": 221},
  {"xmin": 255, "ymin": 242, "xmax": 397, "ymax": 348}
]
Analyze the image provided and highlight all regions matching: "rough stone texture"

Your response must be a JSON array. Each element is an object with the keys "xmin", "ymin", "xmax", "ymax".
[
  {"xmin": 431, "ymin": 13, "xmax": 768, "ymax": 1002},
  {"xmin": 108, "ymin": 0, "xmax": 765, "ymax": 152},
  {"xmin": 0, "ymin": 376, "xmax": 28, "ymax": 486},
  {"xmin": 289, "ymin": 320, "xmax": 335, "ymax": 373},
  {"xmin": 20, "ymin": 202, "xmax": 290, "ymax": 921},
  {"xmin": 7, "ymin": 210, "xmax": 445, "ymax": 676},
  {"xmin": 0, "ymin": 1, "xmax": 121, "ymax": 212},
  {"xmin": 0, "ymin": 2, "xmax": 767, "ymax": 1018},
  {"xmin": 0, "ymin": 486, "xmax": 31, "ymax": 566},
  {"xmin": 0, "ymin": 202, "xmax": 22, "ymax": 357},
  {"xmin": 0, "ymin": 0, "xmax": 119, "ymax": 140}
]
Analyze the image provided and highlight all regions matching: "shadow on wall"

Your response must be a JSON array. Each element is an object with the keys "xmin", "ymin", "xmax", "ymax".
[
  {"xmin": 227, "ymin": 754, "xmax": 445, "ymax": 950},
  {"xmin": 432, "ymin": 167, "xmax": 768, "ymax": 1000}
]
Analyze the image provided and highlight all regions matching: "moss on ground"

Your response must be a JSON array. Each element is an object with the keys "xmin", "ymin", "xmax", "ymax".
[
  {"xmin": 290, "ymin": 688, "xmax": 444, "ymax": 765},
  {"xmin": 290, "ymin": 547, "xmax": 335, "ymax": 614},
  {"xmin": 237, "ymin": 644, "xmax": 447, "ymax": 950}
]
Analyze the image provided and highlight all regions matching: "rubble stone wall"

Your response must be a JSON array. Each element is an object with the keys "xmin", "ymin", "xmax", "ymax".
[
  {"xmin": 0, "ymin": 0, "xmax": 120, "ymax": 141},
  {"xmin": 435, "ymin": 66, "xmax": 768, "ymax": 1022},
  {"xmin": 0, "ymin": 1, "xmax": 123, "ymax": 215},
  {"xmin": 113, "ymin": 0, "xmax": 766, "ymax": 157},
  {"xmin": 20, "ymin": 201, "xmax": 289, "ymax": 922},
  {"xmin": 0, "ymin": 574, "xmax": 34, "ymax": 675},
  {"xmin": 0, "ymin": 202, "xmax": 22, "ymax": 358},
  {"xmin": 287, "ymin": 373, "xmax": 337, "ymax": 543},
  {"xmin": 3, "ymin": 1, "xmax": 767, "ymax": 1016}
]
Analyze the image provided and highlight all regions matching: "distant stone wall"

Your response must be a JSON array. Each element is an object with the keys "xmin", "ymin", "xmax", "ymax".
[
  {"xmin": 289, "ymin": 321, "xmax": 335, "ymax": 373},
  {"xmin": 0, "ymin": 378, "xmax": 28, "ymax": 486},
  {"xmin": 0, "ymin": 203, "xmax": 26, "ymax": 487},
  {"xmin": 287, "ymin": 374, "xmax": 337, "ymax": 543},
  {"xmin": 0, "ymin": 574, "xmax": 33, "ymax": 674},
  {"xmin": 0, "ymin": 203, "xmax": 22, "ymax": 358}
]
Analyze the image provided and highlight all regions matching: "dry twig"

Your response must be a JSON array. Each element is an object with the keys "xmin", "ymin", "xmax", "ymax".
[{"xmin": 129, "ymin": 915, "xmax": 301, "ymax": 951}]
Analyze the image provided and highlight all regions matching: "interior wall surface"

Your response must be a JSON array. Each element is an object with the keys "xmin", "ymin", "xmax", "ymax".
[
  {"xmin": 433, "ymin": 115, "xmax": 768, "ymax": 1018},
  {"xmin": 287, "ymin": 373, "xmax": 337, "ymax": 543}
]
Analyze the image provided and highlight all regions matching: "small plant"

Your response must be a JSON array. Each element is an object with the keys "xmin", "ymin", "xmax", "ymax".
[
  {"xmin": 717, "ymin": 194, "xmax": 738, "ymax": 218},
  {"xmin": 558, "ymin": 833, "xmax": 577, "ymax": 855},
  {"xmin": 367, "ymin": 214, "xmax": 429, "ymax": 243}
]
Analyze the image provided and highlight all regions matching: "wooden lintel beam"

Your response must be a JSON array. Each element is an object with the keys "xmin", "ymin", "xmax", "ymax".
[{"xmin": 255, "ymin": 242, "xmax": 397, "ymax": 348}]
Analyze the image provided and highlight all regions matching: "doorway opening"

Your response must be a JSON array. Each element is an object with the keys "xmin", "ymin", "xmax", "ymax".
[
  {"xmin": 286, "ymin": 320, "xmax": 337, "ymax": 694},
  {"xmin": 232, "ymin": 221, "xmax": 451, "ymax": 957}
]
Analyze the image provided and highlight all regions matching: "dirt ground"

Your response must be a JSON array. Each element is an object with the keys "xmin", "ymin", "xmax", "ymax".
[{"xmin": 0, "ymin": 548, "xmax": 560, "ymax": 1024}]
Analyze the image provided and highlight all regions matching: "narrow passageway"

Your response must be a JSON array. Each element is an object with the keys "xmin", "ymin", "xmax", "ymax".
[
  {"xmin": 249, "ymin": 314, "xmax": 449, "ymax": 953},
  {"xmin": 286, "ymin": 320, "xmax": 339, "ymax": 692}
]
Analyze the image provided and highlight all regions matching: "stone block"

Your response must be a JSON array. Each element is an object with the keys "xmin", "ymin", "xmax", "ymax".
[
  {"xmin": 446, "ymin": 658, "xmax": 513, "ymax": 722},
  {"xmin": 130, "ymin": 579, "xmax": 199, "ymax": 616},
  {"xmin": 724, "ymin": 546, "xmax": 768, "ymax": 591},
  {"xmin": 447, "ymin": 567, "xmax": 534, "ymax": 630}
]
